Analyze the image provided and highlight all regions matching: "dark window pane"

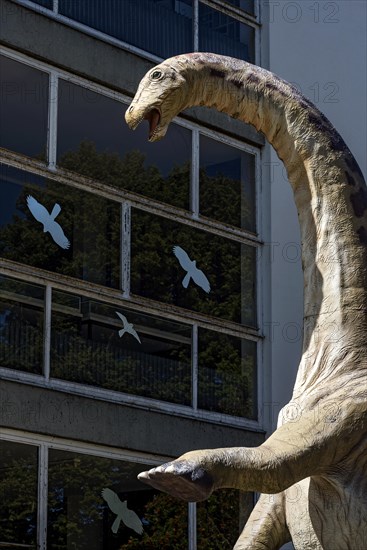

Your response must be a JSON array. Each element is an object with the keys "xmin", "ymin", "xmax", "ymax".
[
  {"xmin": 57, "ymin": 80, "xmax": 191, "ymax": 209},
  {"xmin": 59, "ymin": 0, "xmax": 193, "ymax": 58},
  {"xmin": 0, "ymin": 165, "xmax": 120, "ymax": 288},
  {"xmin": 131, "ymin": 210, "xmax": 257, "ymax": 326},
  {"xmin": 33, "ymin": 0, "xmax": 53, "ymax": 7},
  {"xmin": 224, "ymin": 0, "xmax": 255, "ymax": 15},
  {"xmin": 0, "ymin": 275, "xmax": 44, "ymax": 374},
  {"xmin": 199, "ymin": 4, "xmax": 255, "ymax": 62},
  {"xmin": 0, "ymin": 55, "xmax": 48, "ymax": 160},
  {"xmin": 0, "ymin": 440, "xmax": 38, "ymax": 547},
  {"xmin": 200, "ymin": 135, "xmax": 256, "ymax": 231},
  {"xmin": 198, "ymin": 329, "xmax": 257, "ymax": 418},
  {"xmin": 48, "ymin": 449, "xmax": 188, "ymax": 549},
  {"xmin": 197, "ymin": 489, "xmax": 254, "ymax": 549},
  {"xmin": 51, "ymin": 291, "xmax": 192, "ymax": 405}
]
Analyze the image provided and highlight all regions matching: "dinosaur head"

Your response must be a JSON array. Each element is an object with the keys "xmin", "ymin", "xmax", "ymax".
[{"xmin": 125, "ymin": 57, "xmax": 190, "ymax": 142}]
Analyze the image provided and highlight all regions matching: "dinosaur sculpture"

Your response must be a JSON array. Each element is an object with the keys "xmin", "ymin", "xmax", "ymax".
[{"xmin": 125, "ymin": 53, "xmax": 367, "ymax": 549}]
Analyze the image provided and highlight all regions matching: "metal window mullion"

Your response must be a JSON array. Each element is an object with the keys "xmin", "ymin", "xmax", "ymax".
[
  {"xmin": 53, "ymin": 0, "xmax": 58, "ymax": 13},
  {"xmin": 43, "ymin": 285, "xmax": 52, "ymax": 381},
  {"xmin": 188, "ymin": 502, "xmax": 197, "ymax": 550},
  {"xmin": 122, "ymin": 202, "xmax": 131, "ymax": 298},
  {"xmin": 191, "ymin": 129, "xmax": 200, "ymax": 219},
  {"xmin": 37, "ymin": 444, "xmax": 48, "ymax": 550},
  {"xmin": 47, "ymin": 72, "xmax": 58, "ymax": 170},
  {"xmin": 193, "ymin": 0, "xmax": 199, "ymax": 51},
  {"xmin": 192, "ymin": 324, "xmax": 198, "ymax": 410}
]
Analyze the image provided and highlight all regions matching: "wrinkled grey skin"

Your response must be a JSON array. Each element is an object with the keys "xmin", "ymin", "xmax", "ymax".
[{"xmin": 125, "ymin": 53, "xmax": 367, "ymax": 549}]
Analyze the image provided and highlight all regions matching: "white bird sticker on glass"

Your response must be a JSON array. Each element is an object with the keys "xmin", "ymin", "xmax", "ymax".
[
  {"xmin": 26, "ymin": 195, "xmax": 70, "ymax": 249},
  {"xmin": 101, "ymin": 488, "xmax": 144, "ymax": 535},
  {"xmin": 115, "ymin": 311, "xmax": 141, "ymax": 343},
  {"xmin": 173, "ymin": 245, "xmax": 211, "ymax": 293}
]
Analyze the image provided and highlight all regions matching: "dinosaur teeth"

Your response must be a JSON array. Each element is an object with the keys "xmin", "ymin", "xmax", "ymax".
[{"xmin": 144, "ymin": 108, "xmax": 161, "ymax": 140}]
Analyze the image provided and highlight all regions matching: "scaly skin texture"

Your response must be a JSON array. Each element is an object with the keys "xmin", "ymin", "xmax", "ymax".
[{"xmin": 125, "ymin": 53, "xmax": 367, "ymax": 549}]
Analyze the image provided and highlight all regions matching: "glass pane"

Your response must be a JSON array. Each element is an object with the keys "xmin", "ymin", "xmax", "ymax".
[
  {"xmin": 224, "ymin": 0, "xmax": 255, "ymax": 15},
  {"xmin": 131, "ymin": 209, "xmax": 257, "ymax": 326},
  {"xmin": 0, "ymin": 165, "xmax": 120, "ymax": 288},
  {"xmin": 51, "ymin": 291, "xmax": 192, "ymax": 405},
  {"xmin": 0, "ymin": 55, "xmax": 49, "ymax": 160},
  {"xmin": 0, "ymin": 275, "xmax": 44, "ymax": 374},
  {"xmin": 59, "ymin": 0, "xmax": 193, "ymax": 58},
  {"xmin": 198, "ymin": 329, "xmax": 257, "ymax": 418},
  {"xmin": 197, "ymin": 489, "xmax": 253, "ymax": 549},
  {"xmin": 33, "ymin": 0, "xmax": 53, "ymax": 7},
  {"xmin": 57, "ymin": 80, "xmax": 191, "ymax": 209},
  {"xmin": 200, "ymin": 135, "xmax": 256, "ymax": 231},
  {"xmin": 199, "ymin": 4, "xmax": 255, "ymax": 62},
  {"xmin": 0, "ymin": 440, "xmax": 38, "ymax": 548},
  {"xmin": 48, "ymin": 449, "xmax": 188, "ymax": 549}
]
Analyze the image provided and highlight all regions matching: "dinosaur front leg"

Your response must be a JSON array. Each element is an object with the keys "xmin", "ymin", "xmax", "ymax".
[
  {"xmin": 233, "ymin": 492, "xmax": 290, "ymax": 550},
  {"xmin": 138, "ymin": 401, "xmax": 364, "ymax": 501}
]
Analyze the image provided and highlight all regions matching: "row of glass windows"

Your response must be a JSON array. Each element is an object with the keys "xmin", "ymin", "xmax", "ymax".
[
  {"xmin": 0, "ymin": 438, "xmax": 253, "ymax": 549},
  {"xmin": 29, "ymin": 0, "xmax": 256, "ymax": 62},
  {"xmin": 0, "ymin": 55, "xmax": 257, "ymax": 232},
  {"xmin": 0, "ymin": 163, "xmax": 257, "ymax": 327},
  {"xmin": 0, "ymin": 275, "xmax": 257, "ymax": 419}
]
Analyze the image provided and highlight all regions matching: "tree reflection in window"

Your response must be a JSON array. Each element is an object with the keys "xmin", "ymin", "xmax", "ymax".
[
  {"xmin": 198, "ymin": 328, "xmax": 257, "ymax": 418},
  {"xmin": 197, "ymin": 489, "xmax": 254, "ymax": 549},
  {"xmin": 0, "ymin": 165, "xmax": 120, "ymax": 288},
  {"xmin": 200, "ymin": 135, "xmax": 256, "ymax": 232},
  {"xmin": 57, "ymin": 80, "xmax": 191, "ymax": 209},
  {"xmin": 51, "ymin": 291, "xmax": 192, "ymax": 405},
  {"xmin": 47, "ymin": 449, "xmax": 188, "ymax": 549},
  {"xmin": 131, "ymin": 209, "xmax": 257, "ymax": 326},
  {"xmin": 0, "ymin": 275, "xmax": 44, "ymax": 374},
  {"xmin": 0, "ymin": 440, "xmax": 38, "ymax": 548}
]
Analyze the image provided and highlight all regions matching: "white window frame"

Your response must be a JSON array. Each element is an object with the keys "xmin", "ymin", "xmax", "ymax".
[{"xmin": 0, "ymin": 45, "xmax": 266, "ymax": 432}]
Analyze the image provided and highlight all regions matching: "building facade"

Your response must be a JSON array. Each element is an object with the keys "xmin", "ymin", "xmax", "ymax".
[{"xmin": 0, "ymin": 1, "xmax": 365, "ymax": 549}]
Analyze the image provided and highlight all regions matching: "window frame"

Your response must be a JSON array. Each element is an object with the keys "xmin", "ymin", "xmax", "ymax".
[
  {"xmin": 13, "ymin": 0, "xmax": 260, "ymax": 65},
  {"xmin": 0, "ymin": 45, "xmax": 264, "ymax": 430}
]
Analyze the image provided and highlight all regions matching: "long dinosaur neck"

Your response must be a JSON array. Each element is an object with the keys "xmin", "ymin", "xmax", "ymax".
[{"xmin": 179, "ymin": 54, "xmax": 367, "ymax": 390}]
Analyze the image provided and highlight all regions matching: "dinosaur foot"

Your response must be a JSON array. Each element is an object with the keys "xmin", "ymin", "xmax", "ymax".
[{"xmin": 137, "ymin": 458, "xmax": 215, "ymax": 502}]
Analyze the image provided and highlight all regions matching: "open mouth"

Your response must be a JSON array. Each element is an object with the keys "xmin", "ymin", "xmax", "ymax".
[{"xmin": 144, "ymin": 108, "xmax": 161, "ymax": 140}]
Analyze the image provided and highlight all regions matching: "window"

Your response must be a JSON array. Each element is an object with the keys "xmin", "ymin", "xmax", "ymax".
[
  {"xmin": 51, "ymin": 291, "xmax": 192, "ymax": 405},
  {"xmin": 131, "ymin": 209, "xmax": 257, "ymax": 326},
  {"xmin": 58, "ymin": 0, "xmax": 193, "ymax": 59},
  {"xmin": 198, "ymin": 328, "xmax": 257, "ymax": 418},
  {"xmin": 196, "ymin": 489, "xmax": 253, "ymax": 549},
  {"xmin": 0, "ymin": 440, "xmax": 38, "ymax": 548},
  {"xmin": 199, "ymin": 3, "xmax": 255, "ymax": 62},
  {"xmin": 48, "ymin": 449, "xmax": 188, "ymax": 549},
  {"xmin": 0, "ymin": 165, "xmax": 120, "ymax": 288},
  {"xmin": 0, "ymin": 275, "xmax": 44, "ymax": 375},
  {"xmin": 57, "ymin": 80, "xmax": 191, "ymax": 210},
  {"xmin": 26, "ymin": 1, "xmax": 258, "ymax": 62},
  {"xmin": 199, "ymin": 134, "xmax": 256, "ymax": 232},
  {"xmin": 0, "ymin": 55, "xmax": 49, "ymax": 160}
]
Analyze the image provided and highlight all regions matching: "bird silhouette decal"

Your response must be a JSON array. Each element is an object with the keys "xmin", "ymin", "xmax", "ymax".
[
  {"xmin": 173, "ymin": 245, "xmax": 211, "ymax": 293},
  {"xmin": 101, "ymin": 488, "xmax": 144, "ymax": 535},
  {"xmin": 26, "ymin": 195, "xmax": 70, "ymax": 249},
  {"xmin": 115, "ymin": 312, "xmax": 141, "ymax": 343}
]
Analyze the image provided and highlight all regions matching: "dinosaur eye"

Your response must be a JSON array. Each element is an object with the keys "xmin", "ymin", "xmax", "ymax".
[{"xmin": 150, "ymin": 70, "xmax": 163, "ymax": 80}]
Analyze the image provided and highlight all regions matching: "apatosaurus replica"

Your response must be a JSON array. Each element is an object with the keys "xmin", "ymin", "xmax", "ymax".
[{"xmin": 125, "ymin": 53, "xmax": 367, "ymax": 550}]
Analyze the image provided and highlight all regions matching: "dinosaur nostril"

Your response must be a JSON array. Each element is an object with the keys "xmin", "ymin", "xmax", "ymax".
[{"xmin": 128, "ymin": 105, "xmax": 134, "ymax": 112}]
